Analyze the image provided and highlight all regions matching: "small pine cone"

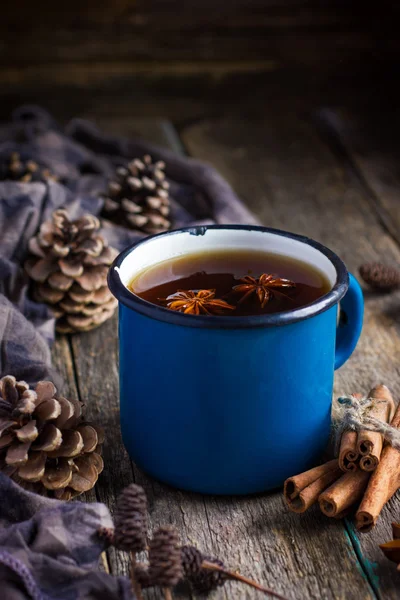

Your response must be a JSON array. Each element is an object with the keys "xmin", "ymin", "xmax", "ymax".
[
  {"xmin": 148, "ymin": 526, "xmax": 183, "ymax": 588},
  {"xmin": 0, "ymin": 376, "xmax": 103, "ymax": 499},
  {"xmin": 0, "ymin": 152, "xmax": 59, "ymax": 183},
  {"xmin": 359, "ymin": 263, "xmax": 400, "ymax": 291},
  {"xmin": 113, "ymin": 484, "xmax": 148, "ymax": 552},
  {"xmin": 189, "ymin": 555, "xmax": 228, "ymax": 594},
  {"xmin": 135, "ymin": 563, "xmax": 153, "ymax": 588},
  {"xmin": 181, "ymin": 545, "xmax": 203, "ymax": 577},
  {"xmin": 114, "ymin": 513, "xmax": 147, "ymax": 553},
  {"xmin": 101, "ymin": 154, "xmax": 171, "ymax": 234},
  {"xmin": 24, "ymin": 209, "xmax": 118, "ymax": 333}
]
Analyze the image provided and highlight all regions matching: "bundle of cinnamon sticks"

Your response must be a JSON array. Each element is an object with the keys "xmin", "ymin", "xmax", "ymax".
[{"xmin": 284, "ymin": 384, "xmax": 400, "ymax": 532}]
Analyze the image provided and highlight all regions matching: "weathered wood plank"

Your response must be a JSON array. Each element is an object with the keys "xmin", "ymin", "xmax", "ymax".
[
  {"xmin": 51, "ymin": 336, "xmax": 77, "ymax": 398},
  {"xmin": 0, "ymin": 31, "xmax": 385, "ymax": 71},
  {"xmin": 50, "ymin": 337, "xmax": 101, "ymax": 506},
  {"xmin": 181, "ymin": 115, "xmax": 400, "ymax": 598},
  {"xmin": 1, "ymin": 69, "xmax": 395, "ymax": 135},
  {"xmin": 0, "ymin": 0, "xmax": 380, "ymax": 29},
  {"xmin": 69, "ymin": 314, "xmax": 135, "ymax": 578},
  {"xmin": 0, "ymin": 1, "xmax": 392, "ymax": 71},
  {"xmin": 315, "ymin": 108, "xmax": 400, "ymax": 247}
]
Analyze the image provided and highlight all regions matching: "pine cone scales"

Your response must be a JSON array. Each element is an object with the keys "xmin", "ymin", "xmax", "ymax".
[
  {"xmin": 181, "ymin": 545, "xmax": 227, "ymax": 593},
  {"xmin": 190, "ymin": 555, "xmax": 227, "ymax": 594},
  {"xmin": 113, "ymin": 484, "xmax": 148, "ymax": 552},
  {"xmin": 0, "ymin": 376, "xmax": 103, "ymax": 499},
  {"xmin": 149, "ymin": 526, "xmax": 183, "ymax": 588},
  {"xmin": 101, "ymin": 155, "xmax": 171, "ymax": 234},
  {"xmin": 0, "ymin": 152, "xmax": 59, "ymax": 183},
  {"xmin": 181, "ymin": 545, "xmax": 203, "ymax": 576},
  {"xmin": 25, "ymin": 209, "xmax": 118, "ymax": 333}
]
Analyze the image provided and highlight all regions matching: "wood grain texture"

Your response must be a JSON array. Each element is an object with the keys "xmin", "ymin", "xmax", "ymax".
[
  {"xmin": 1, "ymin": 69, "xmax": 397, "ymax": 134},
  {"xmin": 315, "ymin": 108, "xmax": 400, "ymax": 248},
  {"xmin": 181, "ymin": 114, "xmax": 400, "ymax": 598},
  {"xmin": 0, "ymin": 0, "xmax": 383, "ymax": 28},
  {"xmin": 0, "ymin": 30, "xmax": 387, "ymax": 69},
  {"xmin": 69, "ymin": 314, "xmax": 136, "ymax": 578},
  {"xmin": 50, "ymin": 337, "xmax": 102, "ymax": 509},
  {"xmin": 0, "ymin": 1, "xmax": 397, "ymax": 73}
]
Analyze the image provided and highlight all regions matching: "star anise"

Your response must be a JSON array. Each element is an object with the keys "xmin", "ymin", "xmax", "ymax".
[
  {"xmin": 380, "ymin": 523, "xmax": 400, "ymax": 570},
  {"xmin": 162, "ymin": 289, "xmax": 235, "ymax": 316},
  {"xmin": 233, "ymin": 274, "xmax": 296, "ymax": 308}
]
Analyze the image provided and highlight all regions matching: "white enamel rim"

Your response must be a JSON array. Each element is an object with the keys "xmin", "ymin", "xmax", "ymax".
[{"xmin": 108, "ymin": 225, "xmax": 349, "ymax": 329}]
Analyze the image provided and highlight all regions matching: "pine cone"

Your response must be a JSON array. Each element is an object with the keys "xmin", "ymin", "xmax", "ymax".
[
  {"xmin": 0, "ymin": 375, "xmax": 104, "ymax": 499},
  {"xmin": 181, "ymin": 545, "xmax": 227, "ymax": 593},
  {"xmin": 25, "ymin": 209, "xmax": 118, "ymax": 333},
  {"xmin": 113, "ymin": 483, "xmax": 148, "ymax": 552},
  {"xmin": 181, "ymin": 545, "xmax": 203, "ymax": 576},
  {"xmin": 101, "ymin": 155, "xmax": 171, "ymax": 234},
  {"xmin": 148, "ymin": 526, "xmax": 183, "ymax": 588},
  {"xmin": 0, "ymin": 152, "xmax": 59, "ymax": 183},
  {"xmin": 359, "ymin": 263, "xmax": 400, "ymax": 291},
  {"xmin": 192, "ymin": 555, "xmax": 228, "ymax": 594}
]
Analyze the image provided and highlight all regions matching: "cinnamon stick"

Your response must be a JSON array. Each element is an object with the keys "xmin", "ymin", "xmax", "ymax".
[
  {"xmin": 318, "ymin": 470, "xmax": 370, "ymax": 518},
  {"xmin": 339, "ymin": 431, "xmax": 359, "ymax": 472},
  {"xmin": 358, "ymin": 385, "xmax": 395, "ymax": 472},
  {"xmin": 284, "ymin": 460, "xmax": 342, "ymax": 513},
  {"xmin": 356, "ymin": 399, "xmax": 400, "ymax": 533},
  {"xmin": 338, "ymin": 393, "xmax": 362, "ymax": 472}
]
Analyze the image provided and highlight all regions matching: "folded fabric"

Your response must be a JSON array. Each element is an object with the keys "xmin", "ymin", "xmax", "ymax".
[
  {"xmin": 0, "ymin": 473, "xmax": 133, "ymax": 600},
  {"xmin": 0, "ymin": 294, "xmax": 60, "ymax": 386}
]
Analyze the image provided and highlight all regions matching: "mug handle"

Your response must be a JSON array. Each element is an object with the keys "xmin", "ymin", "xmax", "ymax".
[{"xmin": 334, "ymin": 273, "xmax": 364, "ymax": 370}]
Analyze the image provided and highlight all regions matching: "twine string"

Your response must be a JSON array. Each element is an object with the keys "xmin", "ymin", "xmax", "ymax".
[{"xmin": 332, "ymin": 395, "xmax": 400, "ymax": 454}]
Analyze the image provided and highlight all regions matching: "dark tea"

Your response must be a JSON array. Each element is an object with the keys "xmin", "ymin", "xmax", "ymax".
[{"xmin": 128, "ymin": 249, "xmax": 331, "ymax": 316}]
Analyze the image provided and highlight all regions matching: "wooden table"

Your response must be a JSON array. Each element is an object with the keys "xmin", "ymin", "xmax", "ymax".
[{"xmin": 51, "ymin": 109, "xmax": 400, "ymax": 599}]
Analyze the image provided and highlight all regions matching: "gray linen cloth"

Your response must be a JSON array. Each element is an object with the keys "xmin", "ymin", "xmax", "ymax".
[{"xmin": 0, "ymin": 472, "xmax": 132, "ymax": 600}]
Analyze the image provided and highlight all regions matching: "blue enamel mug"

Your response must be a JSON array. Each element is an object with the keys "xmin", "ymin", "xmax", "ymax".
[{"xmin": 108, "ymin": 225, "xmax": 363, "ymax": 495}]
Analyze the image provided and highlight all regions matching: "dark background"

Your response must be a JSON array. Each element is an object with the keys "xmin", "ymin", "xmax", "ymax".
[{"xmin": 0, "ymin": 1, "xmax": 398, "ymax": 123}]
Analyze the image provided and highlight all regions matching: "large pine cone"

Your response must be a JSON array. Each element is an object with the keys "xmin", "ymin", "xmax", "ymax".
[
  {"xmin": 0, "ymin": 152, "xmax": 59, "ymax": 183},
  {"xmin": 0, "ymin": 375, "xmax": 104, "ymax": 499},
  {"xmin": 25, "ymin": 209, "xmax": 118, "ymax": 333},
  {"xmin": 101, "ymin": 155, "xmax": 171, "ymax": 234}
]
